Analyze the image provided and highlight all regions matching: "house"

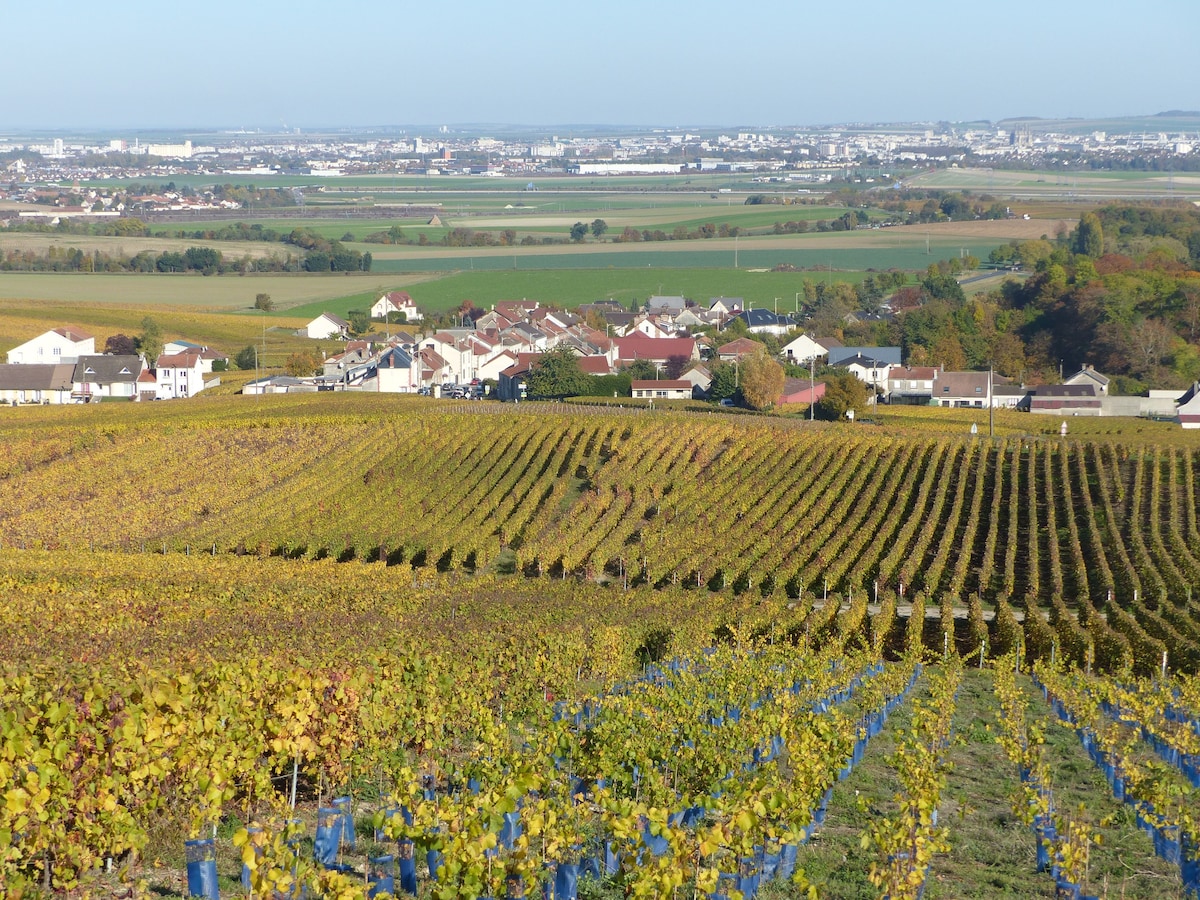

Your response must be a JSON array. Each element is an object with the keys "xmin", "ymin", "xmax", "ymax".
[
  {"xmin": 716, "ymin": 337, "xmax": 766, "ymax": 362},
  {"xmin": 1020, "ymin": 384, "xmax": 1101, "ymax": 415},
  {"xmin": 0, "ymin": 363, "xmax": 75, "ymax": 404},
  {"xmin": 613, "ymin": 335, "xmax": 698, "ymax": 365},
  {"xmin": 6, "ymin": 327, "xmax": 95, "ymax": 365},
  {"xmin": 1178, "ymin": 382, "xmax": 1200, "ymax": 429},
  {"xmin": 778, "ymin": 378, "xmax": 826, "ymax": 407},
  {"xmin": 72, "ymin": 355, "xmax": 142, "ymax": 401},
  {"xmin": 631, "ymin": 315, "xmax": 675, "ymax": 340},
  {"xmin": 678, "ymin": 365, "xmax": 712, "ymax": 395},
  {"xmin": 709, "ymin": 297, "xmax": 743, "ymax": 316},
  {"xmin": 779, "ymin": 334, "xmax": 841, "ymax": 365},
  {"xmin": 631, "ymin": 379, "xmax": 693, "ymax": 401},
  {"xmin": 161, "ymin": 340, "xmax": 227, "ymax": 373},
  {"xmin": 1064, "ymin": 364, "xmax": 1109, "ymax": 396},
  {"xmin": 370, "ymin": 345, "xmax": 420, "ymax": 393},
  {"xmin": 732, "ymin": 308, "xmax": 794, "ymax": 336},
  {"xmin": 886, "ymin": 366, "xmax": 938, "ymax": 405},
  {"xmin": 136, "ymin": 368, "xmax": 158, "ymax": 402},
  {"xmin": 837, "ymin": 353, "xmax": 894, "ymax": 391},
  {"xmin": 305, "ymin": 313, "xmax": 350, "ymax": 340},
  {"xmin": 828, "ymin": 346, "xmax": 902, "ymax": 367},
  {"xmin": 932, "ymin": 371, "xmax": 993, "ymax": 408},
  {"xmin": 243, "ymin": 375, "xmax": 317, "ymax": 395},
  {"xmin": 645, "ymin": 295, "xmax": 687, "ymax": 314},
  {"xmin": 992, "ymin": 383, "xmax": 1028, "ymax": 409},
  {"xmin": 155, "ymin": 352, "xmax": 208, "ymax": 399},
  {"xmin": 371, "ymin": 291, "xmax": 423, "ymax": 322}
]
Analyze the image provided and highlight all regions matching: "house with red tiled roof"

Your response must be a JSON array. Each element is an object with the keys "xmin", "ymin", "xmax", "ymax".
[
  {"xmin": 716, "ymin": 337, "xmax": 766, "ymax": 361},
  {"xmin": 779, "ymin": 378, "xmax": 826, "ymax": 407},
  {"xmin": 371, "ymin": 291, "xmax": 423, "ymax": 322},
  {"xmin": 613, "ymin": 335, "xmax": 698, "ymax": 365},
  {"xmin": 6, "ymin": 327, "xmax": 95, "ymax": 365},
  {"xmin": 155, "ymin": 352, "xmax": 208, "ymax": 399}
]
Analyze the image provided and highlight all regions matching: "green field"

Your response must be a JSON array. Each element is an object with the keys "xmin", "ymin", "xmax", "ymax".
[
  {"xmin": 277, "ymin": 268, "xmax": 872, "ymax": 319},
  {"xmin": 909, "ymin": 166, "xmax": 1200, "ymax": 200}
]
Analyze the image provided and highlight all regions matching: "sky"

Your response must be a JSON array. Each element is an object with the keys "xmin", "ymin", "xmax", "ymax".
[{"xmin": 3, "ymin": 0, "xmax": 1198, "ymax": 132}]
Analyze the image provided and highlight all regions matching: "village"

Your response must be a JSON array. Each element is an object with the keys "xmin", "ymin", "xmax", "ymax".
[{"xmin": 4, "ymin": 289, "xmax": 1199, "ymax": 428}]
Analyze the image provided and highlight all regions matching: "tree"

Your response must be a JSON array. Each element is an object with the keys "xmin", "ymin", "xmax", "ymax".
[
  {"xmin": 104, "ymin": 334, "xmax": 137, "ymax": 355},
  {"xmin": 254, "ymin": 293, "xmax": 274, "ymax": 311},
  {"xmin": 569, "ymin": 222, "xmax": 589, "ymax": 243},
  {"xmin": 590, "ymin": 219, "xmax": 608, "ymax": 239},
  {"xmin": 527, "ymin": 347, "xmax": 590, "ymax": 399},
  {"xmin": 624, "ymin": 359, "xmax": 657, "ymax": 381},
  {"xmin": 707, "ymin": 361, "xmax": 739, "ymax": 402},
  {"xmin": 284, "ymin": 351, "xmax": 320, "ymax": 377},
  {"xmin": 184, "ymin": 246, "xmax": 221, "ymax": 272},
  {"xmin": 1072, "ymin": 212, "xmax": 1104, "ymax": 258},
  {"xmin": 235, "ymin": 345, "xmax": 258, "ymax": 371},
  {"xmin": 664, "ymin": 354, "xmax": 690, "ymax": 380},
  {"xmin": 346, "ymin": 309, "xmax": 372, "ymax": 335},
  {"xmin": 739, "ymin": 348, "xmax": 785, "ymax": 410},
  {"xmin": 814, "ymin": 373, "xmax": 868, "ymax": 421},
  {"xmin": 136, "ymin": 316, "xmax": 162, "ymax": 363}
]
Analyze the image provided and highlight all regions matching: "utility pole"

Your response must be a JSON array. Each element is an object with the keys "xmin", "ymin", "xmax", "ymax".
[
  {"xmin": 809, "ymin": 355, "xmax": 815, "ymax": 421},
  {"xmin": 988, "ymin": 365, "xmax": 995, "ymax": 438}
]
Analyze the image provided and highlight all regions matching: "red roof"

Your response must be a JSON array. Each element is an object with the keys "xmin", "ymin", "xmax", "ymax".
[
  {"xmin": 615, "ymin": 335, "xmax": 696, "ymax": 361},
  {"xmin": 156, "ymin": 352, "xmax": 203, "ymax": 369},
  {"xmin": 52, "ymin": 326, "xmax": 93, "ymax": 342},
  {"xmin": 717, "ymin": 337, "xmax": 765, "ymax": 357},
  {"xmin": 578, "ymin": 356, "xmax": 612, "ymax": 375}
]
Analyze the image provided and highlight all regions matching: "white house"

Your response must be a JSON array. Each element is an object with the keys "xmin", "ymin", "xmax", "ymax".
[
  {"xmin": 838, "ymin": 353, "xmax": 894, "ymax": 392},
  {"xmin": 72, "ymin": 355, "xmax": 142, "ymax": 401},
  {"xmin": 779, "ymin": 334, "xmax": 840, "ymax": 365},
  {"xmin": 161, "ymin": 340, "xmax": 226, "ymax": 373},
  {"xmin": 886, "ymin": 366, "xmax": 937, "ymax": 405},
  {"xmin": 6, "ymin": 327, "xmax": 95, "ymax": 365},
  {"xmin": 305, "ymin": 313, "xmax": 350, "ymax": 340},
  {"xmin": 1176, "ymin": 382, "xmax": 1200, "ymax": 429},
  {"xmin": 0, "ymin": 363, "xmax": 75, "ymax": 404},
  {"xmin": 371, "ymin": 291, "xmax": 423, "ymax": 322},
  {"xmin": 155, "ymin": 352, "xmax": 208, "ymax": 399},
  {"xmin": 368, "ymin": 346, "xmax": 420, "ymax": 393},
  {"xmin": 1064, "ymin": 364, "xmax": 1109, "ymax": 396},
  {"xmin": 631, "ymin": 379, "xmax": 693, "ymax": 400}
]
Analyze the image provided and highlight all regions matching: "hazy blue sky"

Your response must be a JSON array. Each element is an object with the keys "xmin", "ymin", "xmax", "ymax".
[{"xmin": 4, "ymin": 0, "xmax": 1197, "ymax": 131}]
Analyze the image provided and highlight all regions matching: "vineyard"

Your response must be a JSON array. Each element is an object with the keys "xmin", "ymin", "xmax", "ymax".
[{"xmin": 0, "ymin": 396, "xmax": 1198, "ymax": 898}]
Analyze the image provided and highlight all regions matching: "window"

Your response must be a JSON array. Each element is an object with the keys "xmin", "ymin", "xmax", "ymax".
[
  {"xmin": 974, "ymin": 386, "xmax": 982, "ymax": 394},
  {"xmin": 52, "ymin": 347, "xmax": 61, "ymax": 356}
]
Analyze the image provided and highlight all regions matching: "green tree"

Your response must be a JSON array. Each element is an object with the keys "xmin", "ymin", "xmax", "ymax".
[
  {"xmin": 814, "ymin": 373, "xmax": 868, "ymax": 421},
  {"xmin": 346, "ymin": 309, "xmax": 372, "ymax": 335},
  {"xmin": 1072, "ymin": 212, "xmax": 1104, "ymax": 258},
  {"xmin": 591, "ymin": 219, "xmax": 608, "ymax": 239},
  {"xmin": 184, "ymin": 246, "xmax": 221, "ymax": 272},
  {"xmin": 527, "ymin": 347, "xmax": 590, "ymax": 399},
  {"xmin": 707, "ymin": 361, "xmax": 739, "ymax": 402},
  {"xmin": 235, "ymin": 345, "xmax": 258, "ymax": 371},
  {"xmin": 569, "ymin": 222, "xmax": 589, "ymax": 243},
  {"xmin": 254, "ymin": 293, "xmax": 274, "ymax": 311},
  {"xmin": 137, "ymin": 316, "xmax": 163, "ymax": 363},
  {"xmin": 739, "ymin": 348, "xmax": 785, "ymax": 410}
]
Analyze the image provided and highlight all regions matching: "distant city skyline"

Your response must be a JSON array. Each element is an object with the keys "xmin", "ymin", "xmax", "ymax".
[{"xmin": 3, "ymin": 0, "xmax": 1197, "ymax": 131}]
